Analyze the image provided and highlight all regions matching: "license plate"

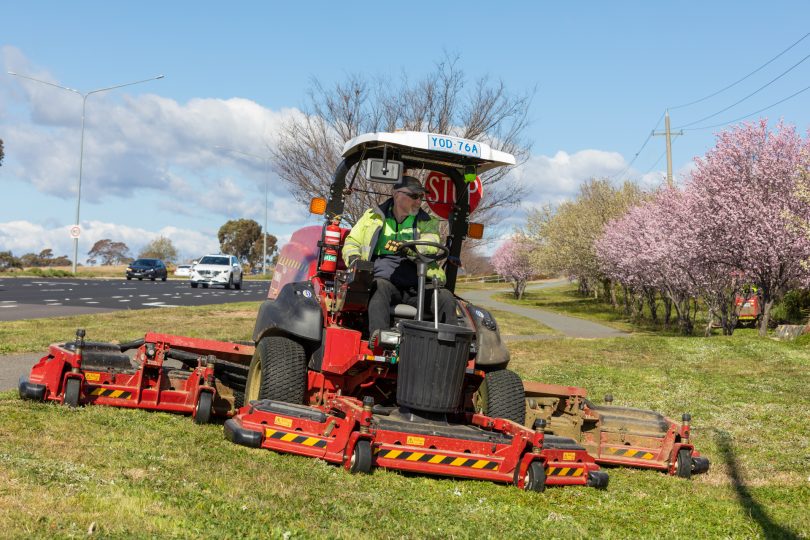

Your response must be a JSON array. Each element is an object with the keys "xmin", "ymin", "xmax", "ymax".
[{"xmin": 427, "ymin": 134, "xmax": 482, "ymax": 158}]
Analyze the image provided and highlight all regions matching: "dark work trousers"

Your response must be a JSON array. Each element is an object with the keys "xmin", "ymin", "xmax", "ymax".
[{"xmin": 368, "ymin": 278, "xmax": 457, "ymax": 336}]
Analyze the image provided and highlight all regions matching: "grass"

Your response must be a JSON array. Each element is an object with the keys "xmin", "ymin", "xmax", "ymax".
[
  {"xmin": 1, "ymin": 284, "xmax": 809, "ymax": 537},
  {"xmin": 487, "ymin": 308, "xmax": 558, "ymax": 336},
  {"xmin": 0, "ymin": 302, "xmax": 261, "ymax": 354}
]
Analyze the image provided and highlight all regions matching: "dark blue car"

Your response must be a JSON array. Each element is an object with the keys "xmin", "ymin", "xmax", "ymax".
[{"xmin": 126, "ymin": 258, "xmax": 168, "ymax": 281}]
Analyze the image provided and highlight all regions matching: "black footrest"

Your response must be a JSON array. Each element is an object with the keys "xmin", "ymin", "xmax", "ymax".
[{"xmin": 224, "ymin": 419, "xmax": 262, "ymax": 448}]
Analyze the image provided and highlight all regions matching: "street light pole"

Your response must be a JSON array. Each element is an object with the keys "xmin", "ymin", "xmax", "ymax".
[
  {"xmin": 214, "ymin": 146, "xmax": 271, "ymax": 275},
  {"xmin": 8, "ymin": 72, "xmax": 165, "ymax": 273}
]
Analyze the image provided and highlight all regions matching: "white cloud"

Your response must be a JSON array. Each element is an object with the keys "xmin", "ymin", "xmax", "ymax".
[{"xmin": 0, "ymin": 220, "xmax": 218, "ymax": 262}]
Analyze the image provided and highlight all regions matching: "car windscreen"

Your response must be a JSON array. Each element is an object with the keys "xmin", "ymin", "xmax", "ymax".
[
  {"xmin": 199, "ymin": 256, "xmax": 229, "ymax": 265},
  {"xmin": 133, "ymin": 259, "xmax": 157, "ymax": 266}
]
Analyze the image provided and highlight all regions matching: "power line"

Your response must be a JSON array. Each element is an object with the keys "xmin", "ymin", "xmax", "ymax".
[
  {"xmin": 676, "ymin": 51, "xmax": 810, "ymax": 129},
  {"xmin": 611, "ymin": 110, "xmax": 665, "ymax": 179},
  {"xmin": 670, "ymin": 32, "xmax": 810, "ymax": 110},
  {"xmin": 684, "ymin": 82, "xmax": 810, "ymax": 131}
]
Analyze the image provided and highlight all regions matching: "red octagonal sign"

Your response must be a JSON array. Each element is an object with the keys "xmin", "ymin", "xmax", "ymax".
[{"xmin": 425, "ymin": 171, "xmax": 483, "ymax": 220}]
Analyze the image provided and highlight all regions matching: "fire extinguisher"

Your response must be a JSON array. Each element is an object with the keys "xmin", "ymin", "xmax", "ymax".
[{"xmin": 320, "ymin": 219, "xmax": 341, "ymax": 273}]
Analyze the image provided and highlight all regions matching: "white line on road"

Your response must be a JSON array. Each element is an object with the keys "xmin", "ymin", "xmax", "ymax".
[
  {"xmin": 118, "ymin": 299, "xmax": 131, "ymax": 303},
  {"xmin": 41, "ymin": 289, "xmax": 65, "ymax": 292},
  {"xmin": 143, "ymin": 302, "xmax": 181, "ymax": 308},
  {"xmin": 85, "ymin": 301, "xmax": 99, "ymax": 304},
  {"xmin": 79, "ymin": 297, "xmax": 93, "ymax": 300}
]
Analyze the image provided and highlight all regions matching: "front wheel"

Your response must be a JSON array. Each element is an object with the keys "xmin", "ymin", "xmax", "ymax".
[
  {"xmin": 64, "ymin": 378, "xmax": 81, "ymax": 408},
  {"xmin": 161, "ymin": 276, "xmax": 167, "ymax": 282},
  {"xmin": 520, "ymin": 461, "xmax": 546, "ymax": 492},
  {"xmin": 193, "ymin": 391, "xmax": 213, "ymax": 424},
  {"xmin": 349, "ymin": 439, "xmax": 373, "ymax": 474},
  {"xmin": 244, "ymin": 336, "xmax": 307, "ymax": 403},
  {"xmin": 225, "ymin": 275, "xmax": 232, "ymax": 290},
  {"xmin": 235, "ymin": 276, "xmax": 242, "ymax": 290},
  {"xmin": 676, "ymin": 448, "xmax": 692, "ymax": 479},
  {"xmin": 474, "ymin": 369, "xmax": 526, "ymax": 424}
]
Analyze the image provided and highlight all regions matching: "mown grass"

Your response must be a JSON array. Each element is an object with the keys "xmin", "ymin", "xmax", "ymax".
[
  {"xmin": 0, "ymin": 302, "xmax": 261, "ymax": 354},
  {"xmin": 1, "ymin": 284, "xmax": 809, "ymax": 537},
  {"xmin": 2, "ymin": 330, "xmax": 808, "ymax": 538}
]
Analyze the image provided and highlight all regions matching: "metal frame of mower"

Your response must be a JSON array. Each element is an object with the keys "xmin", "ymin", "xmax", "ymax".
[{"xmin": 19, "ymin": 329, "xmax": 252, "ymax": 424}]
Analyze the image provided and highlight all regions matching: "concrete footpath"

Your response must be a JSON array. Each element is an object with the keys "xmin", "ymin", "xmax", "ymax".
[{"xmin": 460, "ymin": 280, "xmax": 630, "ymax": 339}]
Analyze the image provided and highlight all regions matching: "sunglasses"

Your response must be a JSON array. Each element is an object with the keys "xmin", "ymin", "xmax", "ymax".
[{"xmin": 398, "ymin": 191, "xmax": 423, "ymax": 201}]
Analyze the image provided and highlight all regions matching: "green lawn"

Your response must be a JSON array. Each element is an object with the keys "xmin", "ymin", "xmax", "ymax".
[{"xmin": 1, "ymin": 287, "xmax": 808, "ymax": 537}]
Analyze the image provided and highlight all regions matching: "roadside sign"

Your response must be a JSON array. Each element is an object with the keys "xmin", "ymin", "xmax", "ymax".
[
  {"xmin": 425, "ymin": 171, "xmax": 483, "ymax": 220},
  {"xmin": 69, "ymin": 226, "xmax": 81, "ymax": 239}
]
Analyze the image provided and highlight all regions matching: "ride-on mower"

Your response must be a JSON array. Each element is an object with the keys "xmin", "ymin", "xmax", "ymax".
[{"xmin": 224, "ymin": 132, "xmax": 608, "ymax": 491}]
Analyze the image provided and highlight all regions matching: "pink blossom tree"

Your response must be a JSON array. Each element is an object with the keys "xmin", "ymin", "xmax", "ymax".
[
  {"xmin": 686, "ymin": 120, "xmax": 810, "ymax": 335},
  {"xmin": 492, "ymin": 235, "xmax": 535, "ymax": 299}
]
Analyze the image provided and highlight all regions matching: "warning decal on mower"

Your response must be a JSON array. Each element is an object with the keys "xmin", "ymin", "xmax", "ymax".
[
  {"xmin": 545, "ymin": 466, "xmax": 584, "ymax": 477},
  {"xmin": 265, "ymin": 428, "xmax": 328, "ymax": 448},
  {"xmin": 375, "ymin": 449, "xmax": 498, "ymax": 470},
  {"xmin": 89, "ymin": 388, "xmax": 132, "ymax": 399},
  {"xmin": 606, "ymin": 447, "xmax": 656, "ymax": 460}
]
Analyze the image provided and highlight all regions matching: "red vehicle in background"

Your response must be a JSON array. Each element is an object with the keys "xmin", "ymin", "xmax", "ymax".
[{"xmin": 736, "ymin": 286, "xmax": 763, "ymax": 327}]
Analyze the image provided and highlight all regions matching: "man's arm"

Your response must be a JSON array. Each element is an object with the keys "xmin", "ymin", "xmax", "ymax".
[{"xmin": 342, "ymin": 212, "xmax": 369, "ymax": 265}]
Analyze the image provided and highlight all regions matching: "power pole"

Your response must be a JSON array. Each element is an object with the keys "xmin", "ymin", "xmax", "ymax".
[{"xmin": 652, "ymin": 109, "xmax": 683, "ymax": 187}]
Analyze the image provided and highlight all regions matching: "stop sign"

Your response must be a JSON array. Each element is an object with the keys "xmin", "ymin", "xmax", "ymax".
[{"xmin": 425, "ymin": 171, "xmax": 483, "ymax": 220}]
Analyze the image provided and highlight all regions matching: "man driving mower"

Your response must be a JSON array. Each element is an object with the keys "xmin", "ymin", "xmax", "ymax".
[{"xmin": 341, "ymin": 175, "xmax": 457, "ymax": 341}]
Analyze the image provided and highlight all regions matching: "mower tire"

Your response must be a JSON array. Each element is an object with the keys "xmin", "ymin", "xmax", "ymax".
[
  {"xmin": 587, "ymin": 470, "xmax": 610, "ymax": 489},
  {"xmin": 349, "ymin": 439, "xmax": 373, "ymax": 474},
  {"xmin": 64, "ymin": 378, "xmax": 81, "ymax": 408},
  {"xmin": 476, "ymin": 369, "xmax": 526, "ymax": 424},
  {"xmin": 245, "ymin": 336, "xmax": 307, "ymax": 404},
  {"xmin": 193, "ymin": 391, "xmax": 213, "ymax": 425},
  {"xmin": 676, "ymin": 448, "xmax": 692, "ymax": 479},
  {"xmin": 520, "ymin": 461, "xmax": 546, "ymax": 492}
]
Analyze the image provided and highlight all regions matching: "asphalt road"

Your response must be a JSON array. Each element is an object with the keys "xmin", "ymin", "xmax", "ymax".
[{"xmin": 0, "ymin": 277, "xmax": 269, "ymax": 321}]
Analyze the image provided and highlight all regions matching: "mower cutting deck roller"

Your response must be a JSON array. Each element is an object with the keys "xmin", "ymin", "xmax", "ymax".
[{"xmin": 19, "ymin": 329, "xmax": 253, "ymax": 422}]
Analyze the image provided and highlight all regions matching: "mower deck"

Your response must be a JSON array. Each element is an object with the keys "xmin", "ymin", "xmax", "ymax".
[
  {"xmin": 522, "ymin": 381, "xmax": 710, "ymax": 477},
  {"xmin": 225, "ymin": 396, "xmax": 607, "ymax": 491},
  {"xmin": 19, "ymin": 330, "xmax": 252, "ymax": 423}
]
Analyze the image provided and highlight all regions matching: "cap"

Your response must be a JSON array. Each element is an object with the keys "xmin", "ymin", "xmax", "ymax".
[{"xmin": 392, "ymin": 175, "xmax": 426, "ymax": 194}]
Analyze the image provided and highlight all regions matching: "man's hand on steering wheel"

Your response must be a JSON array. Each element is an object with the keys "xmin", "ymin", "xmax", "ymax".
[{"xmin": 389, "ymin": 239, "xmax": 450, "ymax": 264}]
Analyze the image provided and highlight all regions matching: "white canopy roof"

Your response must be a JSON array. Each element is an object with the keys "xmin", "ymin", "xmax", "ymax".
[{"xmin": 342, "ymin": 131, "xmax": 516, "ymax": 173}]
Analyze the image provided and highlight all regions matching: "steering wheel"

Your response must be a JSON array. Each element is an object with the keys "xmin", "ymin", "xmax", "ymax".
[{"xmin": 396, "ymin": 240, "xmax": 450, "ymax": 264}]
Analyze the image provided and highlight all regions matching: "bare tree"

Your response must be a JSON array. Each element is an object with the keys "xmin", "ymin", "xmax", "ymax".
[{"xmin": 272, "ymin": 56, "xmax": 534, "ymax": 225}]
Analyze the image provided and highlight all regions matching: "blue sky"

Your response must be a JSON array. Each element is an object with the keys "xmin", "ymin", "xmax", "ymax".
[{"xmin": 1, "ymin": 1, "xmax": 808, "ymax": 262}]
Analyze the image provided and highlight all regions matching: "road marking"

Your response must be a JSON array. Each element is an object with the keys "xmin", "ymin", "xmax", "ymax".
[
  {"xmin": 85, "ymin": 301, "xmax": 99, "ymax": 304},
  {"xmin": 142, "ymin": 302, "xmax": 181, "ymax": 308},
  {"xmin": 1, "ymin": 300, "xmax": 16, "ymax": 304},
  {"xmin": 111, "ymin": 295, "xmax": 123, "ymax": 298},
  {"xmin": 118, "ymin": 299, "xmax": 131, "ymax": 303},
  {"xmin": 41, "ymin": 289, "xmax": 65, "ymax": 292},
  {"xmin": 139, "ymin": 295, "xmax": 150, "ymax": 297},
  {"xmin": 79, "ymin": 297, "xmax": 93, "ymax": 300},
  {"xmin": 46, "ymin": 303, "xmax": 62, "ymax": 306},
  {"xmin": 1, "ymin": 305, "xmax": 17, "ymax": 308},
  {"xmin": 119, "ymin": 287, "xmax": 137, "ymax": 290}
]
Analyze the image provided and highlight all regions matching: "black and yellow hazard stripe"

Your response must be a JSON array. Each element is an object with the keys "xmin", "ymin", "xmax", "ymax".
[
  {"xmin": 264, "ymin": 428, "xmax": 327, "ymax": 448},
  {"xmin": 607, "ymin": 447, "xmax": 656, "ymax": 460},
  {"xmin": 545, "ymin": 466, "xmax": 585, "ymax": 477},
  {"xmin": 374, "ymin": 448, "xmax": 498, "ymax": 470},
  {"xmin": 89, "ymin": 388, "xmax": 132, "ymax": 399}
]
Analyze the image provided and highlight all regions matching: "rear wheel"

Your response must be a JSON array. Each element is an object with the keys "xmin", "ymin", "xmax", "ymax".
[
  {"xmin": 161, "ymin": 276, "xmax": 167, "ymax": 282},
  {"xmin": 64, "ymin": 378, "xmax": 80, "ymax": 408},
  {"xmin": 475, "ymin": 369, "xmax": 526, "ymax": 424},
  {"xmin": 349, "ymin": 439, "xmax": 373, "ymax": 474},
  {"xmin": 245, "ymin": 336, "xmax": 307, "ymax": 404},
  {"xmin": 676, "ymin": 448, "xmax": 692, "ymax": 479},
  {"xmin": 193, "ymin": 391, "xmax": 213, "ymax": 424}
]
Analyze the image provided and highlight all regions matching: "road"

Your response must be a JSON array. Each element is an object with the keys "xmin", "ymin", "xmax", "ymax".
[{"xmin": 0, "ymin": 277, "xmax": 269, "ymax": 321}]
